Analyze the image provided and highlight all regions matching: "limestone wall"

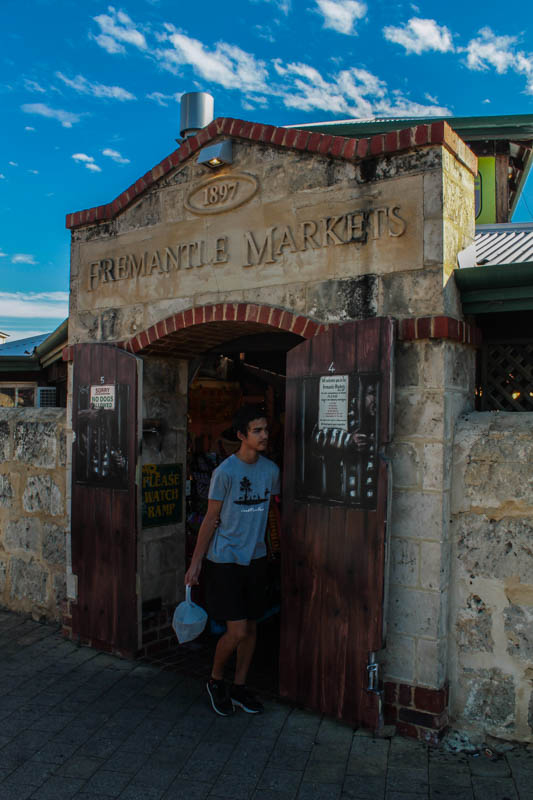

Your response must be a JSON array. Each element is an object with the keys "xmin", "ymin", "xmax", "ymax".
[
  {"xmin": 0, "ymin": 408, "xmax": 67, "ymax": 621},
  {"xmin": 383, "ymin": 340, "xmax": 476, "ymax": 689},
  {"xmin": 450, "ymin": 412, "xmax": 533, "ymax": 742}
]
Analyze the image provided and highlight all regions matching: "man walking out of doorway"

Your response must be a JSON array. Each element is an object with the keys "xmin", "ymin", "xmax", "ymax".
[{"xmin": 184, "ymin": 405, "xmax": 280, "ymax": 716}]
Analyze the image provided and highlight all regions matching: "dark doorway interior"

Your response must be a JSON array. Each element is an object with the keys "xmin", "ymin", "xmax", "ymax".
[{"xmin": 142, "ymin": 331, "xmax": 298, "ymax": 698}]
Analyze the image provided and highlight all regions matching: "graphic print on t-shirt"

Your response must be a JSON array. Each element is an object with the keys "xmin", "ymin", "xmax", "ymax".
[{"xmin": 234, "ymin": 477, "xmax": 270, "ymax": 506}]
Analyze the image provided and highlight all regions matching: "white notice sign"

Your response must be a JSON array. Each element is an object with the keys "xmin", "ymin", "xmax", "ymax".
[
  {"xmin": 90, "ymin": 384, "xmax": 116, "ymax": 410},
  {"xmin": 318, "ymin": 375, "xmax": 349, "ymax": 429}
]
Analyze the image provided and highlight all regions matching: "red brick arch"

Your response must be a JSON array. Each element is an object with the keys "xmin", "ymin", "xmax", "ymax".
[{"xmin": 122, "ymin": 303, "xmax": 326, "ymax": 354}]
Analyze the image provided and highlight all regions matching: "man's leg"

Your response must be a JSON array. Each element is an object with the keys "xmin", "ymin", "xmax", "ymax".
[
  {"xmin": 211, "ymin": 619, "xmax": 248, "ymax": 680},
  {"xmin": 234, "ymin": 620, "xmax": 257, "ymax": 685}
]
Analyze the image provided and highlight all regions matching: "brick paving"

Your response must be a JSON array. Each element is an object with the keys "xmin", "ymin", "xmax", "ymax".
[{"xmin": 0, "ymin": 610, "xmax": 532, "ymax": 800}]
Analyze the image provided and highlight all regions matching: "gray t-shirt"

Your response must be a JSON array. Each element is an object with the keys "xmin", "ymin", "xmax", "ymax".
[{"xmin": 206, "ymin": 454, "xmax": 281, "ymax": 565}]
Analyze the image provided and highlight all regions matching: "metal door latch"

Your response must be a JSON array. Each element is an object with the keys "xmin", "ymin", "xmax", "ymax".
[{"xmin": 367, "ymin": 652, "xmax": 379, "ymax": 692}]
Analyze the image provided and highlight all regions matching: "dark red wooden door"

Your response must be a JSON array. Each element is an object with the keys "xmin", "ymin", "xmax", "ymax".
[
  {"xmin": 280, "ymin": 318, "xmax": 394, "ymax": 728},
  {"xmin": 71, "ymin": 344, "xmax": 141, "ymax": 654}
]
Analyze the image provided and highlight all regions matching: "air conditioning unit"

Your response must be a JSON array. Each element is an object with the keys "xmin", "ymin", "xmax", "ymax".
[{"xmin": 37, "ymin": 387, "xmax": 57, "ymax": 407}]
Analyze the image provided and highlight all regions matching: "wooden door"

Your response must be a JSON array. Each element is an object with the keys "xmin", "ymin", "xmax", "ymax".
[
  {"xmin": 280, "ymin": 318, "xmax": 394, "ymax": 728},
  {"xmin": 71, "ymin": 344, "xmax": 141, "ymax": 654}
]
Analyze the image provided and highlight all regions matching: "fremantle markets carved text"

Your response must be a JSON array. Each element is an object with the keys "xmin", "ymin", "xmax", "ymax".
[{"xmin": 87, "ymin": 205, "xmax": 407, "ymax": 291}]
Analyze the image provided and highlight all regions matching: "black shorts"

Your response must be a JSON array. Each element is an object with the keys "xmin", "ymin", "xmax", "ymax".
[{"xmin": 204, "ymin": 557, "xmax": 268, "ymax": 622}]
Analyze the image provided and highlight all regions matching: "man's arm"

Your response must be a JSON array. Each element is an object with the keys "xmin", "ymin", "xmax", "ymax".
[{"xmin": 184, "ymin": 499, "xmax": 223, "ymax": 586}]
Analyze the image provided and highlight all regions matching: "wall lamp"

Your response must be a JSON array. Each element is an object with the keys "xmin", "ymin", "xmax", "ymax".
[{"xmin": 197, "ymin": 140, "xmax": 233, "ymax": 169}]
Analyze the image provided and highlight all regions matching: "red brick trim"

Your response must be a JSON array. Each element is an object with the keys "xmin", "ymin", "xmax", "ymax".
[
  {"xmin": 398, "ymin": 316, "xmax": 482, "ymax": 346},
  {"xmin": 384, "ymin": 681, "xmax": 449, "ymax": 746},
  {"xmin": 122, "ymin": 304, "xmax": 325, "ymax": 354},
  {"xmin": 65, "ymin": 118, "xmax": 476, "ymax": 230}
]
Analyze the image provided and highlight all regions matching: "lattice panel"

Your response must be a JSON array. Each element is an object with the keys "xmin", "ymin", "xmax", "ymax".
[{"xmin": 480, "ymin": 341, "xmax": 533, "ymax": 411}]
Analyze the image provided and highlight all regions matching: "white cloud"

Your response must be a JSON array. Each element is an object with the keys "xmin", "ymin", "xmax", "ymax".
[
  {"xmin": 156, "ymin": 27, "xmax": 270, "ymax": 94},
  {"xmin": 24, "ymin": 78, "xmax": 46, "ymax": 93},
  {"xmin": 72, "ymin": 152, "xmax": 94, "ymax": 163},
  {"xmin": 315, "ymin": 0, "xmax": 367, "ymax": 36},
  {"xmin": 55, "ymin": 72, "xmax": 135, "ymax": 101},
  {"xmin": 102, "ymin": 148, "xmax": 130, "ymax": 164},
  {"xmin": 21, "ymin": 103, "xmax": 81, "ymax": 127},
  {"xmin": 383, "ymin": 17, "xmax": 454, "ymax": 54},
  {"xmin": 12, "ymin": 254, "xmax": 37, "ymax": 265},
  {"xmin": 0, "ymin": 291, "xmax": 68, "ymax": 319},
  {"xmin": 24, "ymin": 126, "xmax": 35, "ymax": 131},
  {"xmin": 0, "ymin": 174, "xmax": 5, "ymax": 180},
  {"xmin": 146, "ymin": 90, "xmax": 181, "ymax": 106},
  {"xmin": 465, "ymin": 27, "xmax": 533, "ymax": 93},
  {"xmin": 93, "ymin": 11, "xmax": 449, "ymax": 120},
  {"xmin": 28, "ymin": 169, "xmax": 39, "ymax": 175},
  {"xmin": 275, "ymin": 61, "xmax": 450, "ymax": 117},
  {"xmin": 8, "ymin": 161, "xmax": 18, "ymax": 166},
  {"xmin": 72, "ymin": 153, "xmax": 102, "ymax": 172},
  {"xmin": 0, "ymin": 249, "xmax": 7, "ymax": 257},
  {"xmin": 92, "ymin": 6, "xmax": 147, "ymax": 54}
]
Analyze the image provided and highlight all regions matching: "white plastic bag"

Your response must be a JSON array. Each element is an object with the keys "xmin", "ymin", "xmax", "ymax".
[{"xmin": 172, "ymin": 585, "xmax": 208, "ymax": 644}]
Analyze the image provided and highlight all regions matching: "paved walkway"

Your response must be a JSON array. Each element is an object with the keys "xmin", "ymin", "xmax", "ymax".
[{"xmin": 0, "ymin": 611, "xmax": 532, "ymax": 800}]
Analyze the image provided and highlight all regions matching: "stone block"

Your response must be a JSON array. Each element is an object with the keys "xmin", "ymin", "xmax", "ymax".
[
  {"xmin": 42, "ymin": 523, "xmax": 67, "ymax": 566},
  {"xmin": 423, "ymin": 218, "xmax": 443, "ymax": 267},
  {"xmin": 463, "ymin": 667, "xmax": 515, "ymax": 729},
  {"xmin": 504, "ymin": 605, "xmax": 533, "ymax": 661},
  {"xmin": 455, "ymin": 515, "xmax": 533, "ymax": 583},
  {"xmin": 395, "ymin": 389, "xmax": 444, "ymax": 439},
  {"xmin": 388, "ymin": 442, "xmax": 422, "ymax": 489},
  {"xmin": 388, "ymin": 584, "xmax": 442, "ymax": 638},
  {"xmin": 0, "ymin": 472, "xmax": 13, "ymax": 508},
  {"xmin": 382, "ymin": 633, "xmax": 416, "ymax": 683},
  {"xmin": 380, "ymin": 268, "xmax": 444, "ymax": 317},
  {"xmin": 117, "ymin": 190, "xmax": 161, "ymax": 232},
  {"xmin": 53, "ymin": 574, "xmax": 66, "ymax": 613},
  {"xmin": 445, "ymin": 390, "xmax": 471, "ymax": 442},
  {"xmin": 9, "ymin": 557, "xmax": 48, "ymax": 604},
  {"xmin": 396, "ymin": 340, "xmax": 448, "ymax": 390},
  {"xmin": 0, "ymin": 419, "xmax": 10, "ymax": 461},
  {"xmin": 444, "ymin": 344, "xmax": 476, "ymax": 392},
  {"xmin": 0, "ymin": 559, "xmax": 6, "ymax": 593},
  {"xmin": 423, "ymin": 171, "xmax": 443, "ymax": 219},
  {"xmin": 420, "ymin": 540, "xmax": 448, "ymax": 591},
  {"xmin": 391, "ymin": 490, "xmax": 447, "ymax": 542},
  {"xmin": 14, "ymin": 420, "xmax": 58, "ymax": 468},
  {"xmin": 306, "ymin": 276, "xmax": 377, "ymax": 322},
  {"xmin": 390, "ymin": 538, "xmax": 419, "ymax": 586},
  {"xmin": 422, "ymin": 442, "xmax": 447, "ymax": 491},
  {"xmin": 5, "ymin": 517, "xmax": 42, "ymax": 554},
  {"xmin": 23, "ymin": 475, "xmax": 63, "ymax": 516},
  {"xmin": 455, "ymin": 594, "xmax": 494, "ymax": 653},
  {"xmin": 416, "ymin": 637, "xmax": 447, "ymax": 687}
]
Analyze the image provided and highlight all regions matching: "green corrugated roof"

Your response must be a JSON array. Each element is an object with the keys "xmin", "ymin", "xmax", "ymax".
[{"xmin": 294, "ymin": 114, "xmax": 533, "ymax": 141}]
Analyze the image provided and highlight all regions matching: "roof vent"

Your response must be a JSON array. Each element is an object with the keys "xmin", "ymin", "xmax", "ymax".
[{"xmin": 180, "ymin": 92, "xmax": 214, "ymax": 139}]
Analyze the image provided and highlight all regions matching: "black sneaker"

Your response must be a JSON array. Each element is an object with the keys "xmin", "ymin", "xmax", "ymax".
[
  {"xmin": 206, "ymin": 678, "xmax": 234, "ymax": 716},
  {"xmin": 230, "ymin": 684, "xmax": 264, "ymax": 714}
]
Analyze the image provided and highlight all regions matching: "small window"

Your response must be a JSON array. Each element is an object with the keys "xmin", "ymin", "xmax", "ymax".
[{"xmin": 0, "ymin": 383, "xmax": 36, "ymax": 407}]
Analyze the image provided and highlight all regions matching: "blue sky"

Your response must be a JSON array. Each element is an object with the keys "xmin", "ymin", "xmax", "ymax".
[{"xmin": 1, "ymin": 0, "xmax": 532, "ymax": 341}]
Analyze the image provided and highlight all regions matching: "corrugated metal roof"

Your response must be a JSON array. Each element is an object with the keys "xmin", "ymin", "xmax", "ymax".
[
  {"xmin": 0, "ymin": 333, "xmax": 51, "ymax": 357},
  {"xmin": 475, "ymin": 223, "xmax": 533, "ymax": 266}
]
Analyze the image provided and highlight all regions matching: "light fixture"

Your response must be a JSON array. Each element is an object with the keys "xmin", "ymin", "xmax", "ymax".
[{"xmin": 197, "ymin": 140, "xmax": 233, "ymax": 169}]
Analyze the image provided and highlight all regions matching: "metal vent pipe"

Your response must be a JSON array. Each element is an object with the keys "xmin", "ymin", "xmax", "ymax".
[{"xmin": 180, "ymin": 92, "xmax": 214, "ymax": 138}]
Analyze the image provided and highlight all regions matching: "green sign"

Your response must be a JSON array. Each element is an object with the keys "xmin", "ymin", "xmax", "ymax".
[
  {"xmin": 475, "ymin": 157, "xmax": 496, "ymax": 224},
  {"xmin": 142, "ymin": 463, "xmax": 182, "ymax": 528}
]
